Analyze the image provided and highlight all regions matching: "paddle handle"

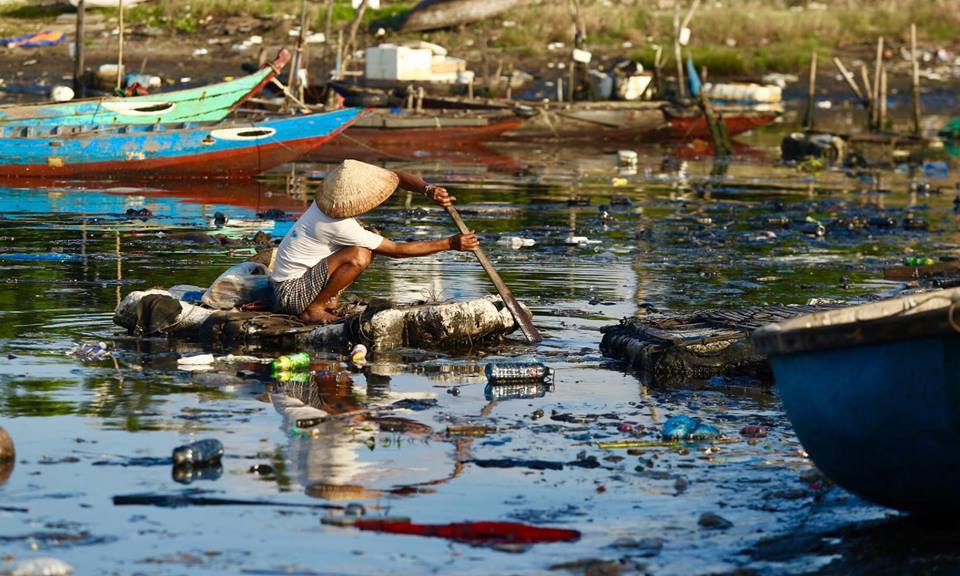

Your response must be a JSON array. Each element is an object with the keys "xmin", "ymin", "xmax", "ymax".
[{"xmin": 446, "ymin": 206, "xmax": 543, "ymax": 344}]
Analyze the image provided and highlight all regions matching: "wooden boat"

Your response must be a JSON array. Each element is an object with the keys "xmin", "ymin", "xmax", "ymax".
[
  {"xmin": 753, "ymin": 288, "xmax": 960, "ymax": 513},
  {"xmin": 308, "ymin": 107, "xmax": 524, "ymax": 165},
  {"xmin": 0, "ymin": 107, "xmax": 361, "ymax": 179},
  {"xmin": 400, "ymin": 0, "xmax": 529, "ymax": 32},
  {"xmin": 655, "ymin": 103, "xmax": 780, "ymax": 140},
  {"xmin": 0, "ymin": 50, "xmax": 290, "ymax": 128},
  {"xmin": 504, "ymin": 101, "xmax": 779, "ymax": 142}
]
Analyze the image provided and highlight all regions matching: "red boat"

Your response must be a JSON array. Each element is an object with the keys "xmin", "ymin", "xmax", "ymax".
[
  {"xmin": 307, "ymin": 108, "xmax": 524, "ymax": 168},
  {"xmin": 655, "ymin": 104, "xmax": 781, "ymax": 139}
]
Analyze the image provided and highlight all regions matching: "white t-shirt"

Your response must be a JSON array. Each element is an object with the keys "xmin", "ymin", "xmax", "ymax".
[{"xmin": 271, "ymin": 201, "xmax": 384, "ymax": 282}]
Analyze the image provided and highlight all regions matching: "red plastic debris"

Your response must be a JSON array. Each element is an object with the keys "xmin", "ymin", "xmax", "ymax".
[
  {"xmin": 352, "ymin": 519, "xmax": 581, "ymax": 546},
  {"xmin": 740, "ymin": 425, "xmax": 768, "ymax": 439}
]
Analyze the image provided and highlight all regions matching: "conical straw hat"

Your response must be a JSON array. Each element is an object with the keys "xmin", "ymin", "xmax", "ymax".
[{"xmin": 317, "ymin": 159, "xmax": 399, "ymax": 218}]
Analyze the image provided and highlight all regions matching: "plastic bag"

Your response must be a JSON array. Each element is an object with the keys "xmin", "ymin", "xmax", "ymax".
[{"xmin": 201, "ymin": 262, "xmax": 272, "ymax": 310}]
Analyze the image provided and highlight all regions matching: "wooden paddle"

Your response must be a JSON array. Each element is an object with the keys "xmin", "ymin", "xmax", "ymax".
[{"xmin": 446, "ymin": 205, "xmax": 543, "ymax": 344}]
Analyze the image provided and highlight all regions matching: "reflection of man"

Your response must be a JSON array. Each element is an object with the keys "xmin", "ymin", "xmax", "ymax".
[{"xmin": 270, "ymin": 160, "xmax": 479, "ymax": 322}]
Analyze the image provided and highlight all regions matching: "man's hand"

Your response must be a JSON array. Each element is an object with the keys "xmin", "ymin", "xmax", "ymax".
[
  {"xmin": 448, "ymin": 233, "xmax": 479, "ymax": 251},
  {"xmin": 426, "ymin": 184, "xmax": 455, "ymax": 208}
]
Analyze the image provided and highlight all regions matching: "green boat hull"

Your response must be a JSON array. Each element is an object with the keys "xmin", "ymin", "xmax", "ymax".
[{"xmin": 0, "ymin": 49, "xmax": 290, "ymax": 128}]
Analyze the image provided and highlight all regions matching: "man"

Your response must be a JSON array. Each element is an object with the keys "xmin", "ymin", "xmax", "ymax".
[{"xmin": 270, "ymin": 159, "xmax": 478, "ymax": 323}]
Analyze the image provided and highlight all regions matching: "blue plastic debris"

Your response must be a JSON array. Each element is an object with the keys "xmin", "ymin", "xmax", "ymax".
[
  {"xmin": 662, "ymin": 415, "xmax": 721, "ymax": 440},
  {"xmin": 1, "ymin": 252, "xmax": 81, "ymax": 262},
  {"xmin": 923, "ymin": 161, "xmax": 949, "ymax": 179}
]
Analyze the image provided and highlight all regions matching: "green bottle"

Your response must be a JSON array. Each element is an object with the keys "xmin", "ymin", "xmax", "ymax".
[{"xmin": 272, "ymin": 352, "xmax": 311, "ymax": 372}]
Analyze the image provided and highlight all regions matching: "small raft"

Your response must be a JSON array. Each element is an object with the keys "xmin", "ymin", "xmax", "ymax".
[
  {"xmin": 114, "ymin": 289, "xmax": 523, "ymax": 350},
  {"xmin": 600, "ymin": 304, "xmax": 835, "ymax": 385}
]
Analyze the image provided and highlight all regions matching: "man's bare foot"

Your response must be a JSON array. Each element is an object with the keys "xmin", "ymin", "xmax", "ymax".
[
  {"xmin": 300, "ymin": 307, "xmax": 341, "ymax": 324},
  {"xmin": 323, "ymin": 297, "xmax": 339, "ymax": 312}
]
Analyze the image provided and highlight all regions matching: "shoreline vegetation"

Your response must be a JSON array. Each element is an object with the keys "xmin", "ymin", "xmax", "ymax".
[{"xmin": 0, "ymin": 0, "xmax": 958, "ymax": 80}]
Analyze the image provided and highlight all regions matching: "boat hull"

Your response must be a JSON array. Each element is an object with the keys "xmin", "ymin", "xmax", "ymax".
[
  {"xmin": 0, "ymin": 50, "xmax": 289, "ymax": 128},
  {"xmin": 771, "ymin": 335, "xmax": 960, "ymax": 512},
  {"xmin": 0, "ymin": 108, "xmax": 361, "ymax": 179},
  {"xmin": 658, "ymin": 110, "xmax": 779, "ymax": 139}
]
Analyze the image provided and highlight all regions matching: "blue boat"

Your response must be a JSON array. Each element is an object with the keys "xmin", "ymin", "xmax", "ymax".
[
  {"xmin": 753, "ymin": 289, "xmax": 960, "ymax": 513},
  {"xmin": 0, "ymin": 108, "xmax": 361, "ymax": 179}
]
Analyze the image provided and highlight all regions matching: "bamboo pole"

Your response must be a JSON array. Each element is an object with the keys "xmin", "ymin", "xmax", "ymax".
[
  {"xmin": 911, "ymin": 23, "xmax": 922, "ymax": 135},
  {"xmin": 803, "ymin": 51, "xmax": 817, "ymax": 130},
  {"xmin": 73, "ymin": 0, "xmax": 85, "ymax": 96},
  {"xmin": 832, "ymin": 57, "xmax": 866, "ymax": 106},
  {"xmin": 116, "ymin": 0, "xmax": 124, "ymax": 92},
  {"xmin": 871, "ymin": 37, "xmax": 883, "ymax": 131}
]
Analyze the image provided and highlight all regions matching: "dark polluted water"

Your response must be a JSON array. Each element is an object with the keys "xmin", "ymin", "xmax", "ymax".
[{"xmin": 1, "ymin": 125, "xmax": 960, "ymax": 575}]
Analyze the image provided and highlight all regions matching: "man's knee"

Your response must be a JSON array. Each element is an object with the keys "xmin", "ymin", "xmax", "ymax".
[{"xmin": 347, "ymin": 246, "xmax": 373, "ymax": 270}]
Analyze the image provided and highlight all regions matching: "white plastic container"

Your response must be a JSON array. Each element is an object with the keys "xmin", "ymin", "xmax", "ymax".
[
  {"xmin": 366, "ymin": 44, "xmax": 433, "ymax": 81},
  {"xmin": 618, "ymin": 150, "xmax": 638, "ymax": 166}
]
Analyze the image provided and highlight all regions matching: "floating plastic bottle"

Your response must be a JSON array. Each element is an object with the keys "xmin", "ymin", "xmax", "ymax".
[
  {"xmin": 274, "ymin": 370, "xmax": 311, "ymax": 383},
  {"xmin": 172, "ymin": 438, "xmax": 224, "ymax": 467},
  {"xmin": 272, "ymin": 352, "xmax": 311, "ymax": 372},
  {"xmin": 484, "ymin": 382, "xmax": 553, "ymax": 402},
  {"xmin": 903, "ymin": 256, "xmax": 935, "ymax": 266},
  {"xmin": 485, "ymin": 362, "xmax": 554, "ymax": 384},
  {"xmin": 172, "ymin": 462, "xmax": 223, "ymax": 484}
]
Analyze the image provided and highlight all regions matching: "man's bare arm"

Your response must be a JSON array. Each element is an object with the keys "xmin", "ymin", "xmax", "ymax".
[{"xmin": 374, "ymin": 234, "xmax": 478, "ymax": 258}]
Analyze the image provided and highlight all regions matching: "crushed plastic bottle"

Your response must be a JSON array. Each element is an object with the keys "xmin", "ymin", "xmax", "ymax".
[
  {"xmin": 11, "ymin": 557, "xmax": 74, "ymax": 576},
  {"xmin": 485, "ymin": 362, "xmax": 555, "ymax": 384},
  {"xmin": 69, "ymin": 341, "xmax": 110, "ymax": 362},
  {"xmin": 172, "ymin": 438, "xmax": 223, "ymax": 467},
  {"xmin": 272, "ymin": 352, "xmax": 311, "ymax": 372}
]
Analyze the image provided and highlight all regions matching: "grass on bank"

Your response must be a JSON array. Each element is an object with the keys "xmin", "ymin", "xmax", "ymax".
[{"xmin": 0, "ymin": 0, "xmax": 957, "ymax": 76}]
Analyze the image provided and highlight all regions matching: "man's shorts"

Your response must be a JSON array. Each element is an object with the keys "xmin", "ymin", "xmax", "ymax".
[{"xmin": 272, "ymin": 258, "xmax": 329, "ymax": 316}]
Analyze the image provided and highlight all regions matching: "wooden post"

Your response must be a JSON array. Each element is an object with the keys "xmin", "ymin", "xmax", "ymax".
[
  {"xmin": 335, "ymin": 28, "xmax": 343, "ymax": 79},
  {"xmin": 911, "ymin": 22, "xmax": 922, "ymax": 135},
  {"xmin": 324, "ymin": 0, "xmax": 334, "ymax": 76},
  {"xmin": 653, "ymin": 45, "xmax": 663, "ymax": 98},
  {"xmin": 860, "ymin": 64, "xmax": 873, "ymax": 131},
  {"xmin": 505, "ymin": 67, "xmax": 512, "ymax": 100},
  {"xmin": 880, "ymin": 64, "xmax": 888, "ymax": 131},
  {"xmin": 467, "ymin": 78, "xmax": 474, "ymax": 99},
  {"xmin": 803, "ymin": 50, "xmax": 817, "ymax": 130},
  {"xmin": 832, "ymin": 57, "xmax": 866, "ymax": 106},
  {"xmin": 568, "ymin": 59, "xmax": 575, "ymax": 102},
  {"xmin": 557, "ymin": 76, "xmax": 563, "ymax": 102},
  {"xmin": 288, "ymin": 0, "xmax": 308, "ymax": 94},
  {"xmin": 699, "ymin": 66, "xmax": 732, "ymax": 157},
  {"xmin": 73, "ymin": 0, "xmax": 85, "ymax": 96},
  {"xmin": 872, "ymin": 37, "xmax": 883, "ymax": 131},
  {"xmin": 340, "ymin": 0, "xmax": 367, "ymax": 74},
  {"xmin": 416, "ymin": 86, "xmax": 423, "ymax": 112},
  {"xmin": 116, "ymin": 0, "xmax": 124, "ymax": 92}
]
